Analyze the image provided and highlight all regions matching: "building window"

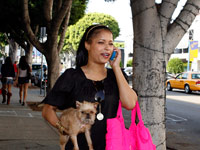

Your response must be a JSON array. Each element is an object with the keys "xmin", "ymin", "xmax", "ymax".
[
  {"xmin": 183, "ymin": 48, "xmax": 188, "ymax": 53},
  {"xmin": 174, "ymin": 49, "xmax": 182, "ymax": 53}
]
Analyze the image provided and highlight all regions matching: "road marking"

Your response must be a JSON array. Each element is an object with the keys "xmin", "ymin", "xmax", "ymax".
[
  {"xmin": 0, "ymin": 110, "xmax": 40, "ymax": 118},
  {"xmin": 0, "ymin": 110, "xmax": 17, "ymax": 116},
  {"xmin": 0, "ymin": 110, "xmax": 59, "ymax": 118},
  {"xmin": 28, "ymin": 113, "xmax": 33, "ymax": 117},
  {"xmin": 166, "ymin": 114, "xmax": 187, "ymax": 122}
]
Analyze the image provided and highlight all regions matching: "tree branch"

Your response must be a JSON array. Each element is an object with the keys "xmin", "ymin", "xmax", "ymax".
[
  {"xmin": 159, "ymin": 0, "xmax": 179, "ymax": 35},
  {"xmin": 164, "ymin": 0, "xmax": 200, "ymax": 54},
  {"xmin": 55, "ymin": 0, "xmax": 62, "ymax": 13},
  {"xmin": 131, "ymin": 0, "xmax": 155, "ymax": 18},
  {"xmin": 50, "ymin": 0, "xmax": 72, "ymax": 37},
  {"xmin": 15, "ymin": 38, "xmax": 29, "ymax": 52},
  {"xmin": 131, "ymin": 0, "xmax": 162, "ymax": 46},
  {"xmin": 57, "ymin": 5, "xmax": 71, "ymax": 53},
  {"xmin": 44, "ymin": 0, "xmax": 53, "ymax": 30},
  {"xmin": 7, "ymin": 27, "xmax": 28, "ymax": 51},
  {"xmin": 22, "ymin": 0, "xmax": 44, "ymax": 53},
  {"xmin": 10, "ymin": 25, "xmax": 38, "ymax": 54}
]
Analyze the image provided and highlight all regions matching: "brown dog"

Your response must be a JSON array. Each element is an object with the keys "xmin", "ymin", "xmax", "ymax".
[{"xmin": 58, "ymin": 101, "xmax": 98, "ymax": 150}]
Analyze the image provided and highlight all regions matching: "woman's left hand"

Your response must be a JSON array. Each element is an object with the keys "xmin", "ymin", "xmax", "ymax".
[
  {"xmin": 13, "ymin": 80, "xmax": 18, "ymax": 87},
  {"xmin": 109, "ymin": 47, "xmax": 121, "ymax": 69}
]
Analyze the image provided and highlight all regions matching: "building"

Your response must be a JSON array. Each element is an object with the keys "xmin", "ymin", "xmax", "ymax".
[{"xmin": 170, "ymin": 13, "xmax": 200, "ymax": 71}]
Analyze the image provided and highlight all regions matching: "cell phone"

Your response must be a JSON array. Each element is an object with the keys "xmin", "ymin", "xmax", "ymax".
[{"xmin": 110, "ymin": 51, "xmax": 116, "ymax": 61}]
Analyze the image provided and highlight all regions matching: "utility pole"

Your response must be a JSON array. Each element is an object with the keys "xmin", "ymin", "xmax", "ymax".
[
  {"xmin": 40, "ymin": 27, "xmax": 46, "ymax": 96},
  {"xmin": 187, "ymin": 29, "xmax": 193, "ymax": 71}
]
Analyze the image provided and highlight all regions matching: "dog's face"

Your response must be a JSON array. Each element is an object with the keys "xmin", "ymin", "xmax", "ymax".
[{"xmin": 76, "ymin": 101, "xmax": 98, "ymax": 125}]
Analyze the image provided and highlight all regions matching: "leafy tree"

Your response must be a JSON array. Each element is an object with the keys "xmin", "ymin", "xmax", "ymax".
[
  {"xmin": 126, "ymin": 59, "xmax": 132, "ymax": 67},
  {"xmin": 0, "ymin": 33, "xmax": 8, "ymax": 47},
  {"xmin": 69, "ymin": 0, "xmax": 89, "ymax": 26},
  {"xmin": 22, "ymin": 0, "xmax": 90, "ymax": 90},
  {"xmin": 0, "ymin": 0, "xmax": 88, "ymax": 90},
  {"xmin": 167, "ymin": 58, "xmax": 184, "ymax": 74},
  {"xmin": 63, "ymin": 13, "xmax": 120, "ymax": 53},
  {"xmin": 0, "ymin": 0, "xmax": 41, "ymax": 63},
  {"xmin": 131, "ymin": 0, "xmax": 200, "ymax": 148},
  {"xmin": 0, "ymin": 33, "xmax": 8, "ymax": 57},
  {"xmin": 114, "ymin": 42, "xmax": 124, "ymax": 48}
]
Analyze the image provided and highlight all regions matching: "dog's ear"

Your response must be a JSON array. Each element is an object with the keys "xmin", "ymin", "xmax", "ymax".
[
  {"xmin": 93, "ymin": 102, "xmax": 99, "ymax": 109},
  {"xmin": 76, "ymin": 101, "xmax": 82, "ymax": 108}
]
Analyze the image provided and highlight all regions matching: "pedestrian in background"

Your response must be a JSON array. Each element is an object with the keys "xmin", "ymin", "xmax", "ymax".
[
  {"xmin": 13, "ymin": 60, "xmax": 18, "ymax": 77},
  {"xmin": 1, "ymin": 56, "xmax": 15, "ymax": 105},
  {"xmin": 15, "ymin": 56, "xmax": 31, "ymax": 106}
]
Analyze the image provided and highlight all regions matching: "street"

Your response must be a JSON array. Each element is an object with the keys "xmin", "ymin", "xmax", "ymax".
[{"xmin": 166, "ymin": 90, "xmax": 200, "ymax": 150}]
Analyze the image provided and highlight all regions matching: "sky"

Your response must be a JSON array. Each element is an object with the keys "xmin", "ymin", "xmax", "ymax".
[
  {"xmin": 86, "ymin": 0, "xmax": 133, "ymax": 40},
  {"xmin": 86, "ymin": 0, "xmax": 187, "ymax": 40}
]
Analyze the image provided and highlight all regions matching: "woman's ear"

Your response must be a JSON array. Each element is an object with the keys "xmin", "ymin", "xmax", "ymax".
[{"xmin": 85, "ymin": 42, "xmax": 90, "ymax": 51}]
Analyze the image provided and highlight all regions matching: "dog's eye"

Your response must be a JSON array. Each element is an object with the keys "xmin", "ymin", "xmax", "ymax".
[{"xmin": 81, "ymin": 111, "xmax": 85, "ymax": 114}]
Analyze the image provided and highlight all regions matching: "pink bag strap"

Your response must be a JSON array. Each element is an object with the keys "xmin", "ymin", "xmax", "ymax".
[
  {"xmin": 116, "ymin": 101, "xmax": 124, "ymax": 120},
  {"xmin": 136, "ymin": 101, "xmax": 143, "ymax": 121},
  {"xmin": 117, "ymin": 100, "xmax": 143, "ymax": 123},
  {"xmin": 131, "ymin": 101, "xmax": 144, "ymax": 123}
]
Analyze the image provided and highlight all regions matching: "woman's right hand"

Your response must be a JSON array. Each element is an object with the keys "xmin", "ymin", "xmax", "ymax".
[{"xmin": 109, "ymin": 47, "xmax": 121, "ymax": 69}]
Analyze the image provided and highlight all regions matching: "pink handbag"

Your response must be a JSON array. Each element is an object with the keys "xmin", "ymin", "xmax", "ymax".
[{"xmin": 106, "ymin": 101, "xmax": 156, "ymax": 150}]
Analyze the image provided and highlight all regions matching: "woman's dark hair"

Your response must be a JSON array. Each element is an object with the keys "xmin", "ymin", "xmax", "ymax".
[
  {"xmin": 19, "ymin": 56, "xmax": 30, "ymax": 70},
  {"xmin": 75, "ymin": 24, "xmax": 113, "ymax": 68},
  {"xmin": 4, "ymin": 57, "xmax": 13, "ymax": 71},
  {"xmin": 4, "ymin": 57, "xmax": 13, "ymax": 66}
]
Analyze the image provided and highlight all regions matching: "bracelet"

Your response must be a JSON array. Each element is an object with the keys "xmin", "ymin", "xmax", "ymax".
[{"xmin": 55, "ymin": 121, "xmax": 66, "ymax": 135}]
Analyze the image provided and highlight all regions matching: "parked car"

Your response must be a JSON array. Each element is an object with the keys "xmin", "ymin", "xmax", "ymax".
[
  {"xmin": 31, "ymin": 63, "xmax": 47, "ymax": 83},
  {"xmin": 165, "ymin": 72, "xmax": 175, "ymax": 80},
  {"xmin": 32, "ymin": 68, "xmax": 47, "ymax": 88},
  {"xmin": 124, "ymin": 67, "xmax": 133, "ymax": 83},
  {"xmin": 166, "ymin": 71, "xmax": 200, "ymax": 93}
]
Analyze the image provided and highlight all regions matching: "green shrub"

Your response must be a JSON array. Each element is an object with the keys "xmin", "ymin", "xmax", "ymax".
[
  {"xmin": 127, "ymin": 59, "xmax": 132, "ymax": 67},
  {"xmin": 167, "ymin": 58, "xmax": 184, "ymax": 74}
]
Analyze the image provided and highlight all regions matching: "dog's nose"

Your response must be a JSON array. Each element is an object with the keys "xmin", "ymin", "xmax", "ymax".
[{"xmin": 86, "ymin": 113, "xmax": 90, "ymax": 119}]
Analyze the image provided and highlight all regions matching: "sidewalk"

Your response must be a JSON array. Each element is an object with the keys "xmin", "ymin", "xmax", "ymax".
[
  {"xmin": 0, "ymin": 85, "xmax": 60, "ymax": 150},
  {"xmin": 0, "ymin": 84, "xmax": 198, "ymax": 150}
]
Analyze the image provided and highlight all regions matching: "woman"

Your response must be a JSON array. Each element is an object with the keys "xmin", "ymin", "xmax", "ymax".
[
  {"xmin": 15, "ymin": 56, "xmax": 31, "ymax": 106},
  {"xmin": 42, "ymin": 24, "xmax": 138, "ymax": 149},
  {"xmin": 1, "ymin": 57, "xmax": 15, "ymax": 105}
]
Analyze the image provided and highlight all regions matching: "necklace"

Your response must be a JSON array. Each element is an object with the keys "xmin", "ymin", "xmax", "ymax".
[{"xmin": 93, "ymin": 80, "xmax": 105, "ymax": 121}]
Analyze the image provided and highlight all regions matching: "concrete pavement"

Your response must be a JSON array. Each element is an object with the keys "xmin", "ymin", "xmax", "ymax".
[
  {"xmin": 0, "ymin": 85, "xmax": 60, "ymax": 150},
  {"xmin": 0, "ymin": 84, "xmax": 198, "ymax": 150}
]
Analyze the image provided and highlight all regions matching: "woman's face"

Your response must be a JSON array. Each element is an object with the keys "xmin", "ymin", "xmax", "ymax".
[{"xmin": 85, "ymin": 29, "xmax": 114, "ymax": 65}]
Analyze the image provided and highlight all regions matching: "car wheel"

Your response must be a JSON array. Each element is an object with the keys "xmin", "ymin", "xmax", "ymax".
[
  {"xmin": 167, "ymin": 82, "xmax": 172, "ymax": 91},
  {"xmin": 185, "ymin": 85, "xmax": 191, "ymax": 94}
]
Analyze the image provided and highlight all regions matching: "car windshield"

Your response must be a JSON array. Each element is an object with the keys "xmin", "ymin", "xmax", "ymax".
[
  {"xmin": 32, "ymin": 64, "xmax": 47, "ymax": 70},
  {"xmin": 176, "ymin": 74, "xmax": 182, "ymax": 79},
  {"xmin": 192, "ymin": 74, "xmax": 200, "ymax": 79}
]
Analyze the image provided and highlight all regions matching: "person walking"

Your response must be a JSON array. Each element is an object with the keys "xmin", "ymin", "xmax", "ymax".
[
  {"xmin": 1, "ymin": 56, "xmax": 15, "ymax": 105},
  {"xmin": 13, "ymin": 60, "xmax": 18, "ymax": 77},
  {"xmin": 15, "ymin": 56, "xmax": 31, "ymax": 106},
  {"xmin": 42, "ymin": 24, "xmax": 138, "ymax": 149}
]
